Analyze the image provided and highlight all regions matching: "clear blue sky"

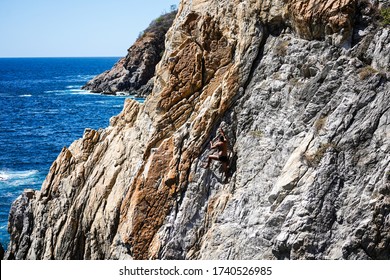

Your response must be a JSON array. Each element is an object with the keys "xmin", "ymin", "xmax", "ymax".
[{"xmin": 0, "ymin": 0, "xmax": 180, "ymax": 57}]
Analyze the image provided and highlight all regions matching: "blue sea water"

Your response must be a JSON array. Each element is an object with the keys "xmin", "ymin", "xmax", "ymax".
[{"xmin": 0, "ymin": 57, "xmax": 141, "ymax": 249}]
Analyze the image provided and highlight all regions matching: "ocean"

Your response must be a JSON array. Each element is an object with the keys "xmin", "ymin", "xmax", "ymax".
[{"xmin": 0, "ymin": 57, "xmax": 142, "ymax": 249}]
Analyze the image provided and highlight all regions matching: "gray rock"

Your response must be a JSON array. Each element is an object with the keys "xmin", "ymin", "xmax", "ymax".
[
  {"xmin": 5, "ymin": 0, "xmax": 390, "ymax": 260},
  {"xmin": 5, "ymin": 189, "xmax": 35, "ymax": 260}
]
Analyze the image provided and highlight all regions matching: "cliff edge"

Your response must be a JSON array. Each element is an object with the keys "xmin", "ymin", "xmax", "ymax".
[
  {"xmin": 5, "ymin": 0, "xmax": 390, "ymax": 260},
  {"xmin": 82, "ymin": 10, "xmax": 177, "ymax": 96}
]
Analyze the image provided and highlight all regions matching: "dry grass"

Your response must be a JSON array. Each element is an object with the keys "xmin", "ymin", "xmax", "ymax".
[
  {"xmin": 314, "ymin": 116, "xmax": 327, "ymax": 134},
  {"xmin": 359, "ymin": 66, "xmax": 378, "ymax": 80},
  {"xmin": 275, "ymin": 40, "xmax": 289, "ymax": 57},
  {"xmin": 249, "ymin": 130, "xmax": 263, "ymax": 138},
  {"xmin": 304, "ymin": 143, "xmax": 337, "ymax": 166}
]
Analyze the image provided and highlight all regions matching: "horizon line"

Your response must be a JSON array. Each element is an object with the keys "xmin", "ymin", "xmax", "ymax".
[{"xmin": 0, "ymin": 56, "xmax": 123, "ymax": 59}]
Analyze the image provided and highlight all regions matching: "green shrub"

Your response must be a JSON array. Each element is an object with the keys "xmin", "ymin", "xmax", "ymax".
[
  {"xmin": 137, "ymin": 10, "xmax": 177, "ymax": 39},
  {"xmin": 380, "ymin": 7, "xmax": 390, "ymax": 26}
]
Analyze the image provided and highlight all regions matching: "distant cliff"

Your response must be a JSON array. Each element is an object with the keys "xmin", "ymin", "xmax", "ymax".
[
  {"xmin": 5, "ymin": 0, "xmax": 390, "ymax": 260},
  {"xmin": 82, "ymin": 10, "xmax": 177, "ymax": 96}
]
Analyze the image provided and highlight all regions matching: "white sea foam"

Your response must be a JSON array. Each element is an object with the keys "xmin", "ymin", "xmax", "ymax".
[
  {"xmin": 66, "ymin": 85, "xmax": 81, "ymax": 89},
  {"xmin": 77, "ymin": 74, "xmax": 95, "ymax": 79},
  {"xmin": 45, "ymin": 89, "xmax": 86, "ymax": 95},
  {"xmin": 69, "ymin": 89, "xmax": 95, "ymax": 95},
  {"xmin": 63, "ymin": 75, "xmax": 94, "ymax": 82},
  {"xmin": 44, "ymin": 90, "xmax": 73, "ymax": 96},
  {"xmin": 19, "ymin": 94, "xmax": 32, "ymax": 97},
  {"xmin": 0, "ymin": 170, "xmax": 39, "ymax": 181}
]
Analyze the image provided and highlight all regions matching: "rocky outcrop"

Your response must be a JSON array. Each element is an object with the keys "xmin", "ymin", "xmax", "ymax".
[
  {"xmin": 6, "ymin": 189, "xmax": 35, "ymax": 259},
  {"xmin": 5, "ymin": 0, "xmax": 390, "ymax": 259},
  {"xmin": 82, "ymin": 11, "xmax": 177, "ymax": 96}
]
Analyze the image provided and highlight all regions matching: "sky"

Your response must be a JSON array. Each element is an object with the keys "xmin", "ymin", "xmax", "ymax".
[{"xmin": 0, "ymin": 0, "xmax": 180, "ymax": 57}]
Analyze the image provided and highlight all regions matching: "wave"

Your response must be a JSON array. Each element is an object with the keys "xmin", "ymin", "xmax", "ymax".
[
  {"xmin": 19, "ymin": 94, "xmax": 32, "ymax": 97},
  {"xmin": 77, "ymin": 74, "xmax": 95, "ymax": 80},
  {"xmin": 69, "ymin": 89, "xmax": 86, "ymax": 92},
  {"xmin": 44, "ymin": 90, "xmax": 61, "ymax": 93},
  {"xmin": 0, "ymin": 169, "xmax": 39, "ymax": 182},
  {"xmin": 46, "ymin": 88, "xmax": 144, "ymax": 103},
  {"xmin": 69, "ymin": 89, "xmax": 95, "ymax": 95},
  {"xmin": 66, "ymin": 85, "xmax": 81, "ymax": 89},
  {"xmin": 44, "ymin": 88, "xmax": 85, "ymax": 95},
  {"xmin": 62, "ymin": 75, "xmax": 95, "ymax": 83},
  {"xmin": 44, "ymin": 85, "xmax": 84, "ymax": 94}
]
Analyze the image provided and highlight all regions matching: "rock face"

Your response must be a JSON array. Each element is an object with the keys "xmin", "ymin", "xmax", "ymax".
[
  {"xmin": 5, "ymin": 0, "xmax": 390, "ymax": 259},
  {"xmin": 82, "ymin": 11, "xmax": 177, "ymax": 96}
]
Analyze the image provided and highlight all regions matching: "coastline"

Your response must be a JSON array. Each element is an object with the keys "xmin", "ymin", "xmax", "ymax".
[{"xmin": 0, "ymin": 57, "xmax": 133, "ymax": 249}]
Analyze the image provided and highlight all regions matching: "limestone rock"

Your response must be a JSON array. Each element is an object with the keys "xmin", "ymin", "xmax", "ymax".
[{"xmin": 5, "ymin": 0, "xmax": 390, "ymax": 260}]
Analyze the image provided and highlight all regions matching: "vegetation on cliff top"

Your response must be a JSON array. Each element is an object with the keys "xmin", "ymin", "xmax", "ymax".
[
  {"xmin": 381, "ymin": 7, "xmax": 390, "ymax": 26},
  {"xmin": 138, "ymin": 8, "xmax": 177, "ymax": 39}
]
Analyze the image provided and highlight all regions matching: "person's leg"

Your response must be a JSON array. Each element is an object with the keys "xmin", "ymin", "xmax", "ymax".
[
  {"xmin": 222, "ymin": 162, "xmax": 229, "ymax": 181},
  {"xmin": 222, "ymin": 162, "xmax": 228, "ymax": 174},
  {"xmin": 205, "ymin": 154, "xmax": 219, "ymax": 168}
]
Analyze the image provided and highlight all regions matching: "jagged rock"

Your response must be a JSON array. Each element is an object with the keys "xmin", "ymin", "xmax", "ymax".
[
  {"xmin": 5, "ymin": 189, "xmax": 35, "ymax": 260},
  {"xmin": 82, "ymin": 11, "xmax": 177, "ymax": 96},
  {"xmin": 6, "ymin": 0, "xmax": 390, "ymax": 260},
  {"xmin": 368, "ymin": 28, "xmax": 390, "ymax": 72}
]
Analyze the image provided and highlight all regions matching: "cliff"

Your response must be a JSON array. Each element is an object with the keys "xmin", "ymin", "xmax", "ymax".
[
  {"xmin": 5, "ymin": 0, "xmax": 390, "ymax": 260},
  {"xmin": 82, "ymin": 10, "xmax": 177, "ymax": 96}
]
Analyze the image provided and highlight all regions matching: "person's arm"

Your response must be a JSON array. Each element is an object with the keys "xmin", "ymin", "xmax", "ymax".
[
  {"xmin": 210, "ymin": 141, "xmax": 222, "ymax": 149},
  {"xmin": 219, "ymin": 128, "xmax": 227, "ymax": 141}
]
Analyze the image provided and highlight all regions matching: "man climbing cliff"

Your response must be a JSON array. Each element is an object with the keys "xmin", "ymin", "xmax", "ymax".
[{"xmin": 203, "ymin": 128, "xmax": 229, "ymax": 177}]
